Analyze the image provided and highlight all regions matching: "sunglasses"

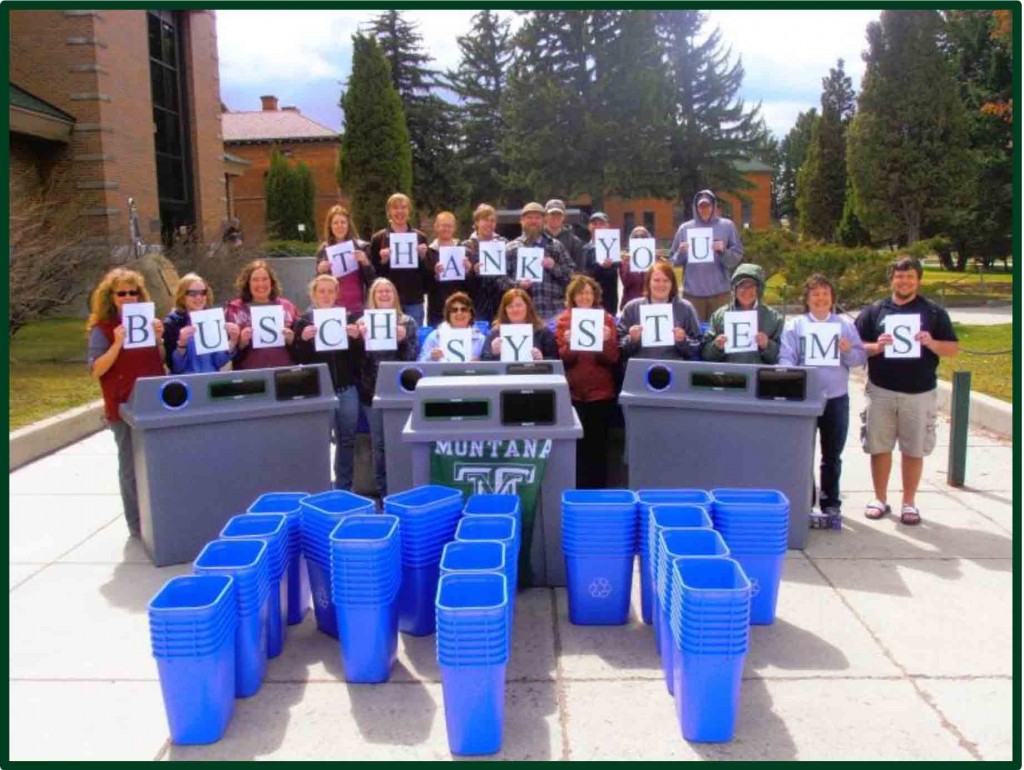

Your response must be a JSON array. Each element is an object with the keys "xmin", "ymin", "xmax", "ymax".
[
  {"xmin": 185, "ymin": 289, "xmax": 208, "ymax": 297},
  {"xmin": 115, "ymin": 290, "xmax": 140, "ymax": 298}
]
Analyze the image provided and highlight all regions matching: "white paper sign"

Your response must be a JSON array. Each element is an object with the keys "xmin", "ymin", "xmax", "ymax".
[
  {"xmin": 593, "ymin": 228, "xmax": 621, "ymax": 264},
  {"xmin": 439, "ymin": 326, "xmax": 474, "ymax": 362},
  {"xmin": 570, "ymin": 308, "xmax": 605, "ymax": 352},
  {"xmin": 516, "ymin": 247, "xmax": 544, "ymax": 282},
  {"xmin": 251, "ymin": 305, "xmax": 285, "ymax": 349},
  {"xmin": 313, "ymin": 307, "xmax": 349, "ymax": 352},
  {"xmin": 724, "ymin": 310, "xmax": 759, "ymax": 353},
  {"xmin": 326, "ymin": 241, "xmax": 357, "ymax": 277},
  {"xmin": 478, "ymin": 241, "xmax": 507, "ymax": 276},
  {"xmin": 883, "ymin": 314, "xmax": 921, "ymax": 359},
  {"xmin": 803, "ymin": 322, "xmax": 841, "ymax": 367},
  {"xmin": 687, "ymin": 227, "xmax": 715, "ymax": 264},
  {"xmin": 389, "ymin": 232, "xmax": 418, "ymax": 270},
  {"xmin": 364, "ymin": 309, "xmax": 398, "ymax": 351},
  {"xmin": 121, "ymin": 302, "xmax": 156, "ymax": 349},
  {"xmin": 499, "ymin": 324, "xmax": 534, "ymax": 362},
  {"xmin": 629, "ymin": 238, "xmax": 656, "ymax": 273},
  {"xmin": 190, "ymin": 308, "xmax": 229, "ymax": 355},
  {"xmin": 639, "ymin": 303, "xmax": 673, "ymax": 347},
  {"xmin": 438, "ymin": 246, "xmax": 467, "ymax": 282}
]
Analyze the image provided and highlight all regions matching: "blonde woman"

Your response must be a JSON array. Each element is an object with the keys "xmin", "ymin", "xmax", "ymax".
[
  {"xmin": 86, "ymin": 268, "xmax": 166, "ymax": 537},
  {"xmin": 162, "ymin": 273, "xmax": 239, "ymax": 373},
  {"xmin": 368, "ymin": 193, "xmax": 430, "ymax": 326}
]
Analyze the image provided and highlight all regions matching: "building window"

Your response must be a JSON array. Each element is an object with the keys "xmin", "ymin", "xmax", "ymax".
[
  {"xmin": 148, "ymin": 10, "xmax": 194, "ymax": 244},
  {"xmin": 643, "ymin": 211, "xmax": 655, "ymax": 234}
]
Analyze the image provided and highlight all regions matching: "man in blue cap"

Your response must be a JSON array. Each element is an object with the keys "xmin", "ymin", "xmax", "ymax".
[{"xmin": 582, "ymin": 211, "xmax": 620, "ymax": 315}]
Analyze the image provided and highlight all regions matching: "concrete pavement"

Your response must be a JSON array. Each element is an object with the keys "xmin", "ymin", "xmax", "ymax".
[{"xmin": 7, "ymin": 385, "xmax": 1016, "ymax": 761}]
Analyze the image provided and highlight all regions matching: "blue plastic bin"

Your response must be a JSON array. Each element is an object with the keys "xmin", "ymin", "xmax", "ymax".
[
  {"xmin": 642, "ymin": 501, "xmax": 713, "ymax": 626},
  {"xmin": 674, "ymin": 652, "xmax": 746, "ymax": 742},
  {"xmin": 335, "ymin": 601, "xmax": 399, "ymax": 683},
  {"xmin": 563, "ymin": 554, "xmax": 633, "ymax": 625},
  {"xmin": 247, "ymin": 492, "xmax": 309, "ymax": 626},
  {"xmin": 440, "ymin": 664, "xmax": 507, "ymax": 755}
]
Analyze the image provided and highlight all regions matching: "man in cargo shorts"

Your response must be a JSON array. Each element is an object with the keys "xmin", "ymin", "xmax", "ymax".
[{"xmin": 855, "ymin": 257, "xmax": 959, "ymax": 525}]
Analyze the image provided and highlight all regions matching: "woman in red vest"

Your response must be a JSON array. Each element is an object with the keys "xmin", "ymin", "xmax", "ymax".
[{"xmin": 87, "ymin": 268, "xmax": 166, "ymax": 537}]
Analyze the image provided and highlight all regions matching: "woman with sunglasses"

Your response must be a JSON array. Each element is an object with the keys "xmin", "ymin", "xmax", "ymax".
[
  {"xmin": 418, "ymin": 292, "xmax": 486, "ymax": 362},
  {"xmin": 224, "ymin": 260, "xmax": 299, "ymax": 370},
  {"xmin": 162, "ymin": 273, "xmax": 240, "ymax": 373},
  {"xmin": 86, "ymin": 268, "xmax": 166, "ymax": 538}
]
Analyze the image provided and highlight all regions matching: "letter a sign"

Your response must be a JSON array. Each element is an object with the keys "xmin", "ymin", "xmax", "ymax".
[{"xmin": 687, "ymin": 227, "xmax": 714, "ymax": 264}]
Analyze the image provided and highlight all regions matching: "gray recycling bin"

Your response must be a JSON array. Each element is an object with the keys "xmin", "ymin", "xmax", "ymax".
[
  {"xmin": 120, "ymin": 364, "xmax": 335, "ymax": 566},
  {"xmin": 398, "ymin": 373, "xmax": 582, "ymax": 587},
  {"xmin": 374, "ymin": 360, "xmax": 565, "ymax": 496},
  {"xmin": 619, "ymin": 359, "xmax": 825, "ymax": 549}
]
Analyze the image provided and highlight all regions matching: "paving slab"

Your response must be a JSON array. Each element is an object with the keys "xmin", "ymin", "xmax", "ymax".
[
  {"xmin": 9, "ymin": 453, "xmax": 120, "ymax": 496},
  {"xmin": 164, "ymin": 680, "xmax": 562, "ymax": 761},
  {"xmin": 57, "ymin": 519, "xmax": 154, "ymax": 564},
  {"xmin": 562, "ymin": 677, "xmax": 974, "ymax": 760},
  {"xmin": 9, "ymin": 680, "xmax": 169, "ymax": 761},
  {"xmin": 9, "ymin": 493, "xmax": 120, "ymax": 563},
  {"xmin": 814, "ymin": 558, "xmax": 1013, "ymax": 676},
  {"xmin": 915, "ymin": 677, "xmax": 1015, "ymax": 761},
  {"xmin": 9, "ymin": 564, "xmax": 47, "ymax": 590}
]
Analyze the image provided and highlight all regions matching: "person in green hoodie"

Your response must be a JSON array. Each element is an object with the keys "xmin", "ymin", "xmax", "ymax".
[{"xmin": 701, "ymin": 263, "xmax": 783, "ymax": 364}]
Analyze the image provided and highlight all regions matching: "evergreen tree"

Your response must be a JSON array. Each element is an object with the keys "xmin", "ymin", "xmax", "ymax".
[
  {"xmin": 797, "ymin": 59, "xmax": 855, "ymax": 241},
  {"xmin": 446, "ymin": 11, "xmax": 514, "ymax": 207},
  {"xmin": 835, "ymin": 174, "xmax": 870, "ymax": 246},
  {"xmin": 657, "ymin": 10, "xmax": 764, "ymax": 210},
  {"xmin": 368, "ymin": 11, "xmax": 459, "ymax": 216},
  {"xmin": 338, "ymin": 33, "xmax": 413, "ymax": 237},
  {"xmin": 777, "ymin": 109, "xmax": 817, "ymax": 228},
  {"xmin": 748, "ymin": 121, "xmax": 781, "ymax": 221},
  {"xmin": 847, "ymin": 10, "xmax": 972, "ymax": 245}
]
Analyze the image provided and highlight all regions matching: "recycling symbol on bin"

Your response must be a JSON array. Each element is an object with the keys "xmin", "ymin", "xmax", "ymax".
[
  {"xmin": 315, "ymin": 585, "xmax": 331, "ymax": 609},
  {"xmin": 589, "ymin": 577, "xmax": 613, "ymax": 599},
  {"xmin": 749, "ymin": 578, "xmax": 761, "ymax": 597}
]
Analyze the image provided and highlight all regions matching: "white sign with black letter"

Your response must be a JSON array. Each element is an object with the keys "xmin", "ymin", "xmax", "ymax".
[
  {"xmin": 629, "ymin": 238, "xmax": 656, "ymax": 272},
  {"xmin": 478, "ymin": 241, "xmax": 507, "ymax": 276},
  {"xmin": 439, "ymin": 326, "xmax": 473, "ymax": 362},
  {"xmin": 121, "ymin": 302, "xmax": 156, "ymax": 349},
  {"xmin": 724, "ymin": 310, "xmax": 758, "ymax": 353},
  {"xmin": 190, "ymin": 308, "xmax": 229, "ymax": 355},
  {"xmin": 639, "ymin": 303, "xmax": 673, "ymax": 347},
  {"xmin": 803, "ymin": 322, "xmax": 841, "ymax": 367},
  {"xmin": 389, "ymin": 232, "xmax": 418, "ymax": 270},
  {"xmin": 570, "ymin": 308, "xmax": 605, "ymax": 352},
  {"xmin": 884, "ymin": 314, "xmax": 921, "ymax": 359},
  {"xmin": 251, "ymin": 305, "xmax": 285, "ymax": 349},
  {"xmin": 499, "ymin": 324, "xmax": 534, "ymax": 363},
  {"xmin": 438, "ymin": 246, "xmax": 467, "ymax": 282},
  {"xmin": 326, "ymin": 241, "xmax": 357, "ymax": 277},
  {"xmin": 594, "ymin": 228, "xmax": 621, "ymax": 264},
  {"xmin": 687, "ymin": 227, "xmax": 715, "ymax": 264},
  {"xmin": 313, "ymin": 307, "xmax": 349, "ymax": 352},
  {"xmin": 515, "ymin": 247, "xmax": 544, "ymax": 282},
  {"xmin": 364, "ymin": 309, "xmax": 398, "ymax": 351}
]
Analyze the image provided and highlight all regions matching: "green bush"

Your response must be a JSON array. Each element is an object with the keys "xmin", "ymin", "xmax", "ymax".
[{"xmin": 263, "ymin": 240, "xmax": 321, "ymax": 257}]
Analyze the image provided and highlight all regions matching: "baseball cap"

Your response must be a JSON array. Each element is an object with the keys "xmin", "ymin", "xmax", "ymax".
[
  {"xmin": 544, "ymin": 199, "xmax": 566, "ymax": 214},
  {"xmin": 521, "ymin": 201, "xmax": 545, "ymax": 215},
  {"xmin": 589, "ymin": 211, "xmax": 609, "ymax": 223},
  {"xmin": 696, "ymin": 194, "xmax": 715, "ymax": 207}
]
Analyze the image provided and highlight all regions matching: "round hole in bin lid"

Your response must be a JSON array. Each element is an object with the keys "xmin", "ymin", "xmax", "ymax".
[
  {"xmin": 646, "ymin": 365, "xmax": 672, "ymax": 392},
  {"xmin": 399, "ymin": 367, "xmax": 423, "ymax": 393},
  {"xmin": 160, "ymin": 380, "xmax": 190, "ymax": 409}
]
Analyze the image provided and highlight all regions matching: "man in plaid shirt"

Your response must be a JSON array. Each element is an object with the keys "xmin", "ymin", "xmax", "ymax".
[{"xmin": 498, "ymin": 201, "xmax": 577, "ymax": 322}]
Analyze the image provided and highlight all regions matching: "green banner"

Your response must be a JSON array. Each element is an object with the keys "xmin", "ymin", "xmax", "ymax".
[{"xmin": 429, "ymin": 438, "xmax": 550, "ymax": 586}]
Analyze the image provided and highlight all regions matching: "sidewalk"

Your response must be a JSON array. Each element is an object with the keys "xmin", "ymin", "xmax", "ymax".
[{"xmin": 7, "ymin": 384, "xmax": 1015, "ymax": 761}]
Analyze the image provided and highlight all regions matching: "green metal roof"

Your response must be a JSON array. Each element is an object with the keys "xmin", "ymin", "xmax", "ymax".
[{"xmin": 9, "ymin": 83, "xmax": 76, "ymax": 123}]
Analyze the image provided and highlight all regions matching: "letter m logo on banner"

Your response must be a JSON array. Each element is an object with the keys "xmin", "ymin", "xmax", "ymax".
[{"xmin": 453, "ymin": 464, "xmax": 537, "ymax": 495}]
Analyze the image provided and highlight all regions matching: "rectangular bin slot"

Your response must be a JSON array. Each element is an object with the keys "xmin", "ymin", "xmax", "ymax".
[
  {"xmin": 755, "ymin": 369, "xmax": 806, "ymax": 401},
  {"xmin": 423, "ymin": 399, "xmax": 490, "ymax": 420},
  {"xmin": 690, "ymin": 371, "xmax": 748, "ymax": 391},
  {"xmin": 506, "ymin": 363, "xmax": 555, "ymax": 375},
  {"xmin": 501, "ymin": 390, "xmax": 555, "ymax": 426},
  {"xmin": 443, "ymin": 368, "xmax": 498, "ymax": 377},
  {"xmin": 208, "ymin": 378, "xmax": 267, "ymax": 400},
  {"xmin": 275, "ymin": 368, "xmax": 322, "ymax": 400}
]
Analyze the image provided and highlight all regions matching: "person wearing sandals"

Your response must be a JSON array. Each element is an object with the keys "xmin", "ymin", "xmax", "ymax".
[
  {"xmin": 855, "ymin": 257, "xmax": 959, "ymax": 525},
  {"xmin": 779, "ymin": 274, "xmax": 866, "ymax": 525}
]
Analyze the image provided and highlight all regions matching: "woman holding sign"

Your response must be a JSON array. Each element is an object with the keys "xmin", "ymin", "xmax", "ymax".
[
  {"xmin": 480, "ymin": 288, "xmax": 558, "ymax": 361},
  {"xmin": 462, "ymin": 203, "xmax": 507, "ymax": 322},
  {"xmin": 425, "ymin": 211, "xmax": 476, "ymax": 327},
  {"xmin": 163, "ymin": 274, "xmax": 239, "ymax": 374},
  {"xmin": 617, "ymin": 261, "xmax": 702, "ymax": 362},
  {"xmin": 555, "ymin": 276, "xmax": 620, "ymax": 489},
  {"xmin": 293, "ymin": 274, "xmax": 365, "ymax": 491},
  {"xmin": 357, "ymin": 278, "xmax": 419, "ymax": 498},
  {"xmin": 779, "ymin": 274, "xmax": 866, "ymax": 524},
  {"xmin": 86, "ymin": 268, "xmax": 165, "ymax": 538},
  {"xmin": 368, "ymin": 193, "xmax": 431, "ymax": 326},
  {"xmin": 419, "ymin": 292, "xmax": 486, "ymax": 362},
  {"xmin": 701, "ymin": 263, "xmax": 783, "ymax": 365},
  {"xmin": 314, "ymin": 205, "xmax": 375, "ymax": 318},
  {"xmin": 225, "ymin": 260, "xmax": 299, "ymax": 370}
]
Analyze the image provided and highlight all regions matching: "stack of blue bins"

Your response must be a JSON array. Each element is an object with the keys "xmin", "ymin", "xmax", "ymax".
[
  {"xmin": 454, "ymin": 515, "xmax": 519, "ymax": 622},
  {"xmin": 149, "ymin": 574, "xmax": 237, "ymax": 745},
  {"xmin": 440, "ymin": 540, "xmax": 510, "ymax": 646},
  {"xmin": 711, "ymin": 489, "xmax": 789, "ymax": 625},
  {"xmin": 329, "ymin": 514, "xmax": 402, "ymax": 683},
  {"xmin": 247, "ymin": 492, "xmax": 310, "ymax": 627},
  {"xmin": 461, "ymin": 494, "xmax": 522, "ymax": 580},
  {"xmin": 384, "ymin": 485, "xmax": 464, "ymax": 636},
  {"xmin": 220, "ymin": 513, "xmax": 289, "ymax": 659},
  {"xmin": 300, "ymin": 490, "xmax": 376, "ymax": 638},
  {"xmin": 435, "ymin": 571, "xmax": 510, "ymax": 755},
  {"xmin": 637, "ymin": 490, "xmax": 713, "ymax": 625},
  {"xmin": 655, "ymin": 527, "xmax": 730, "ymax": 695},
  {"xmin": 193, "ymin": 539, "xmax": 270, "ymax": 698},
  {"xmin": 647, "ymin": 504, "xmax": 714, "ymax": 661},
  {"xmin": 561, "ymin": 490, "xmax": 638, "ymax": 625},
  {"xmin": 669, "ymin": 557, "xmax": 752, "ymax": 742}
]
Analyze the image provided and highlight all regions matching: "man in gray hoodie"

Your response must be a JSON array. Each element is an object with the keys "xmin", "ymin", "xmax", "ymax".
[{"xmin": 670, "ymin": 189, "xmax": 745, "ymax": 321}]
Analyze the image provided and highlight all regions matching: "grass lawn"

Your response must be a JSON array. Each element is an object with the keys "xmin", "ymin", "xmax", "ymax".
[
  {"xmin": 938, "ymin": 323, "xmax": 1014, "ymax": 403},
  {"xmin": 9, "ymin": 317, "xmax": 102, "ymax": 431}
]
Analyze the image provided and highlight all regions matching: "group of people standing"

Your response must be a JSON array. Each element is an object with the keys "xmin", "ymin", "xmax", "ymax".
[{"xmin": 87, "ymin": 189, "xmax": 958, "ymax": 539}]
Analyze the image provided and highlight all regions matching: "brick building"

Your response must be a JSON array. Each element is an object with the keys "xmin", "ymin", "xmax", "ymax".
[
  {"xmin": 221, "ymin": 95, "xmax": 341, "ymax": 245},
  {"xmin": 8, "ymin": 9, "xmax": 229, "ymax": 246}
]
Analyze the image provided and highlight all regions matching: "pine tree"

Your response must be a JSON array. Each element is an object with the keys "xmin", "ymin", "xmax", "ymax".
[
  {"xmin": 847, "ymin": 10, "xmax": 972, "ymax": 245},
  {"xmin": 797, "ymin": 59, "xmax": 855, "ymax": 241},
  {"xmin": 656, "ymin": 10, "xmax": 764, "ymax": 210},
  {"xmin": 338, "ymin": 33, "xmax": 413, "ymax": 237},
  {"xmin": 368, "ymin": 11, "xmax": 459, "ymax": 215},
  {"xmin": 835, "ymin": 174, "xmax": 870, "ymax": 246},
  {"xmin": 777, "ymin": 109, "xmax": 817, "ymax": 228}
]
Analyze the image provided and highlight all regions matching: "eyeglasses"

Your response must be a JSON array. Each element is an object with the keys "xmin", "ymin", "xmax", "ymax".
[
  {"xmin": 449, "ymin": 306, "xmax": 471, "ymax": 314},
  {"xmin": 185, "ymin": 289, "xmax": 208, "ymax": 297},
  {"xmin": 115, "ymin": 290, "xmax": 140, "ymax": 298}
]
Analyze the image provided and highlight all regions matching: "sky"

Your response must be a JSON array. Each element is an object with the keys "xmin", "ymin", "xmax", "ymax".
[{"xmin": 216, "ymin": 9, "xmax": 882, "ymax": 139}]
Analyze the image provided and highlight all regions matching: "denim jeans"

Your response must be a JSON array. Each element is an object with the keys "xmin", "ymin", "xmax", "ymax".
[
  {"xmin": 332, "ymin": 386, "xmax": 361, "ymax": 491},
  {"xmin": 109, "ymin": 420, "xmax": 140, "ymax": 536},
  {"xmin": 362, "ymin": 403, "xmax": 387, "ymax": 497},
  {"xmin": 818, "ymin": 394, "xmax": 850, "ymax": 511},
  {"xmin": 404, "ymin": 302, "xmax": 425, "ymax": 328}
]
